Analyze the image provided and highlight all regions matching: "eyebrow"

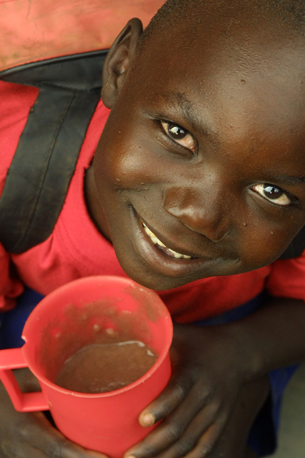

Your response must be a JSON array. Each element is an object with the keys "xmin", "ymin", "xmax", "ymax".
[
  {"xmin": 265, "ymin": 174, "xmax": 305, "ymax": 186},
  {"xmin": 160, "ymin": 91, "xmax": 218, "ymax": 140}
]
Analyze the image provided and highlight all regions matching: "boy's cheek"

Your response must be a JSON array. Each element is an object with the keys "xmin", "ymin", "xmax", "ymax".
[
  {"xmin": 238, "ymin": 220, "xmax": 304, "ymax": 271},
  {"xmin": 95, "ymin": 136, "xmax": 164, "ymax": 194}
]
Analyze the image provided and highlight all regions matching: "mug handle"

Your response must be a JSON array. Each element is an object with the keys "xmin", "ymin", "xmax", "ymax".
[{"xmin": 0, "ymin": 348, "xmax": 49, "ymax": 412}]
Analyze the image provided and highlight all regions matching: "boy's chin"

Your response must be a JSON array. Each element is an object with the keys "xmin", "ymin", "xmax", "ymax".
[
  {"xmin": 121, "ymin": 265, "xmax": 183, "ymax": 291},
  {"xmin": 115, "ymin": 253, "xmax": 219, "ymax": 291},
  {"xmin": 117, "ymin": 258, "xmax": 192, "ymax": 291}
]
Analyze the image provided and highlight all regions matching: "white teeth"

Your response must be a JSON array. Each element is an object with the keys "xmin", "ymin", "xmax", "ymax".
[{"xmin": 142, "ymin": 222, "xmax": 192, "ymax": 259}]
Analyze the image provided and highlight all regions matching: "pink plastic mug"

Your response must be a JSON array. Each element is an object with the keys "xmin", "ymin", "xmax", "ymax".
[{"xmin": 0, "ymin": 276, "xmax": 173, "ymax": 458}]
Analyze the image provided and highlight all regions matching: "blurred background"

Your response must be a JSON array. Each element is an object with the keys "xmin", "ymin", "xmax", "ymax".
[
  {"xmin": 0, "ymin": 0, "xmax": 165, "ymax": 72},
  {"xmin": 268, "ymin": 363, "xmax": 305, "ymax": 457}
]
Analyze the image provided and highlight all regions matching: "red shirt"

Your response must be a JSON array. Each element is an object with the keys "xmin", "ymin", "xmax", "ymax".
[{"xmin": 1, "ymin": 80, "xmax": 305, "ymax": 322}]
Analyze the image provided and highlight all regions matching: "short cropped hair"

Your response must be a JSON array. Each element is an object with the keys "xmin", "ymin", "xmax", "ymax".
[{"xmin": 137, "ymin": 0, "xmax": 305, "ymax": 53}]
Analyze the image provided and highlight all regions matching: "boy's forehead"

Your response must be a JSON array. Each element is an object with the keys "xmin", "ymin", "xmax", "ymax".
[
  {"xmin": 131, "ymin": 2, "xmax": 305, "ymax": 127},
  {"xmin": 134, "ymin": 14, "xmax": 305, "ymax": 107}
]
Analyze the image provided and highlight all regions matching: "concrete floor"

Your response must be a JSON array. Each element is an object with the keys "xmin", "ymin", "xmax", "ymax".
[{"xmin": 267, "ymin": 363, "xmax": 305, "ymax": 457}]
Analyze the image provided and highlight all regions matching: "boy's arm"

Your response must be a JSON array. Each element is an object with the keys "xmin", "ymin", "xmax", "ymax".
[
  {"xmin": 125, "ymin": 296, "xmax": 305, "ymax": 458},
  {"xmin": 0, "ymin": 242, "xmax": 107, "ymax": 457},
  {"xmin": 0, "ymin": 368, "xmax": 107, "ymax": 458},
  {"xmin": 228, "ymin": 296, "xmax": 305, "ymax": 378}
]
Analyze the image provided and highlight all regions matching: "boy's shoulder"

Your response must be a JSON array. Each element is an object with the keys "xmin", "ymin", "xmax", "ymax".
[{"xmin": 0, "ymin": 50, "xmax": 106, "ymax": 254}]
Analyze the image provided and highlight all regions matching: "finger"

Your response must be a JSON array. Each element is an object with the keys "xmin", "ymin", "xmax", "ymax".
[
  {"xmin": 143, "ymin": 406, "xmax": 223, "ymax": 458},
  {"xmin": 139, "ymin": 376, "xmax": 192, "ymax": 427},
  {"xmin": 125, "ymin": 388, "xmax": 219, "ymax": 458},
  {"xmin": 164, "ymin": 417, "xmax": 226, "ymax": 458},
  {"xmin": 28, "ymin": 412, "xmax": 108, "ymax": 458},
  {"xmin": 182, "ymin": 423, "xmax": 223, "ymax": 458},
  {"xmin": 183, "ymin": 378, "xmax": 270, "ymax": 458}
]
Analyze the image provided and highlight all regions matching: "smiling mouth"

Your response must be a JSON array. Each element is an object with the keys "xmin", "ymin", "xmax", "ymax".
[{"xmin": 141, "ymin": 221, "xmax": 195, "ymax": 259}]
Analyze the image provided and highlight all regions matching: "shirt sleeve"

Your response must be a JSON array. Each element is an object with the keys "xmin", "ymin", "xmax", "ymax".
[{"xmin": 266, "ymin": 250, "xmax": 305, "ymax": 302}]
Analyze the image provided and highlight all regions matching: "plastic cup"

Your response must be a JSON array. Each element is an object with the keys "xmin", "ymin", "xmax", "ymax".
[{"xmin": 0, "ymin": 276, "xmax": 173, "ymax": 458}]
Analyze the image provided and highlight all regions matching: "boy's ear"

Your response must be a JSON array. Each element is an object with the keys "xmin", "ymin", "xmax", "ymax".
[{"xmin": 101, "ymin": 18, "xmax": 143, "ymax": 108}]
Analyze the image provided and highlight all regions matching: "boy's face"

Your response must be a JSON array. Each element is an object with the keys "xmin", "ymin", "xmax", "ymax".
[{"xmin": 93, "ymin": 9, "xmax": 305, "ymax": 290}]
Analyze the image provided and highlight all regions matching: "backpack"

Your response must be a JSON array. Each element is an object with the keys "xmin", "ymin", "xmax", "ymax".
[{"xmin": 0, "ymin": 49, "xmax": 106, "ymax": 253}]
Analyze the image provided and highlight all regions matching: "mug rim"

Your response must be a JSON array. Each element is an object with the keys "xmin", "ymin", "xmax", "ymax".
[{"xmin": 21, "ymin": 275, "xmax": 173, "ymax": 398}]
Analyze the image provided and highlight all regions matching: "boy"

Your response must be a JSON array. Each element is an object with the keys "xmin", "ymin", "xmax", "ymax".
[{"xmin": 1, "ymin": 0, "xmax": 305, "ymax": 457}]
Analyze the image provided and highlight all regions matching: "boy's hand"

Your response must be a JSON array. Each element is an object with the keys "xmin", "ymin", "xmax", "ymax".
[
  {"xmin": 0, "ymin": 369, "xmax": 107, "ymax": 458},
  {"xmin": 124, "ymin": 323, "xmax": 255, "ymax": 458},
  {"xmin": 125, "ymin": 296, "xmax": 305, "ymax": 458}
]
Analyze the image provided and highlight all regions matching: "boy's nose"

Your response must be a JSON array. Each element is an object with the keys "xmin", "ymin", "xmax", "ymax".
[{"xmin": 163, "ymin": 185, "xmax": 231, "ymax": 242}]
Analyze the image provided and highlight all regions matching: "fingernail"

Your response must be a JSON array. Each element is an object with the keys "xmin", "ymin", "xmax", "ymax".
[{"xmin": 140, "ymin": 413, "xmax": 155, "ymax": 427}]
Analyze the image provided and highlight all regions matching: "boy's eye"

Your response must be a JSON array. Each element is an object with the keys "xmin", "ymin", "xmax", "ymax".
[
  {"xmin": 161, "ymin": 121, "xmax": 196, "ymax": 151},
  {"xmin": 252, "ymin": 183, "xmax": 291, "ymax": 206}
]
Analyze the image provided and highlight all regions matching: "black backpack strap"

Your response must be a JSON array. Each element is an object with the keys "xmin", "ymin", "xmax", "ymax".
[{"xmin": 0, "ymin": 50, "xmax": 106, "ymax": 254}]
